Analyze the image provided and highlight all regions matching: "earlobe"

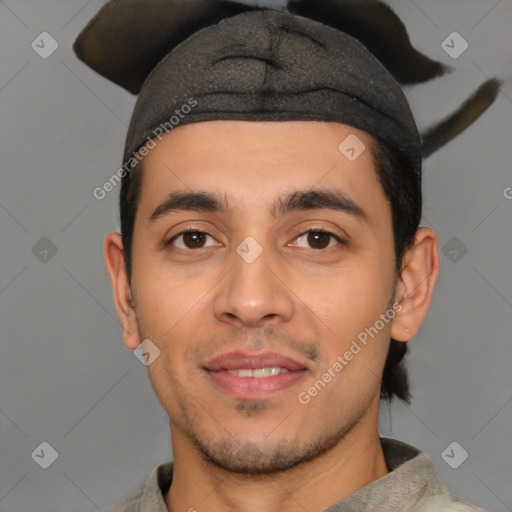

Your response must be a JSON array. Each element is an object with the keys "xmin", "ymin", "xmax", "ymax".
[
  {"xmin": 103, "ymin": 232, "xmax": 141, "ymax": 350},
  {"xmin": 391, "ymin": 227, "xmax": 440, "ymax": 342}
]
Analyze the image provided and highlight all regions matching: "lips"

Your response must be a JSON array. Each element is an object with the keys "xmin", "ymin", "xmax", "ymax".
[
  {"xmin": 203, "ymin": 351, "xmax": 309, "ymax": 399},
  {"xmin": 205, "ymin": 351, "xmax": 308, "ymax": 372}
]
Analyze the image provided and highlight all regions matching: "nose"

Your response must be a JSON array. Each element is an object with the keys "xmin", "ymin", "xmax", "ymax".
[{"xmin": 212, "ymin": 242, "xmax": 295, "ymax": 329}]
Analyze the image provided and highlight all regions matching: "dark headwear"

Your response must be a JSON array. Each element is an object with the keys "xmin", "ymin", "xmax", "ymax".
[
  {"xmin": 125, "ymin": 9, "xmax": 421, "ymax": 175},
  {"xmin": 73, "ymin": 0, "xmax": 499, "ymax": 170}
]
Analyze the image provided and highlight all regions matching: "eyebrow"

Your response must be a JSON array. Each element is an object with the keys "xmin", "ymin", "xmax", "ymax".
[{"xmin": 149, "ymin": 189, "xmax": 368, "ymax": 223}]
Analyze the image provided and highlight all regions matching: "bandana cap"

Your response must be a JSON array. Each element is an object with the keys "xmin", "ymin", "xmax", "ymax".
[{"xmin": 124, "ymin": 9, "xmax": 421, "ymax": 176}]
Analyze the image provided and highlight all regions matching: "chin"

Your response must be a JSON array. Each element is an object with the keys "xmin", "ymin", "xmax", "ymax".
[{"xmin": 185, "ymin": 416, "xmax": 358, "ymax": 476}]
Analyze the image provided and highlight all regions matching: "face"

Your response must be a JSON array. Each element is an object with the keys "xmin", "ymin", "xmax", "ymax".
[{"xmin": 123, "ymin": 121, "xmax": 401, "ymax": 474}]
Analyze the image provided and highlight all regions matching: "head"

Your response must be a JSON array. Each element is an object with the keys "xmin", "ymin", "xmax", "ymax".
[
  {"xmin": 103, "ymin": 9, "xmax": 438, "ymax": 476},
  {"xmin": 105, "ymin": 119, "xmax": 438, "ymax": 475}
]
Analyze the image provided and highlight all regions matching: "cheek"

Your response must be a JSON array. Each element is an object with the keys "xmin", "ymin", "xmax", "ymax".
[
  {"xmin": 135, "ymin": 275, "xmax": 199, "ymax": 408},
  {"xmin": 296, "ymin": 259, "xmax": 393, "ymax": 336},
  {"xmin": 131, "ymin": 235, "xmax": 207, "ymax": 325},
  {"xmin": 295, "ymin": 262, "xmax": 395, "ymax": 400},
  {"xmin": 133, "ymin": 278, "xmax": 175, "ymax": 335},
  {"xmin": 131, "ymin": 264, "xmax": 212, "ymax": 366}
]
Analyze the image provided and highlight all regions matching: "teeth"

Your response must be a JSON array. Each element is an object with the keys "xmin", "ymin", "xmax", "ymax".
[
  {"xmin": 227, "ymin": 367, "xmax": 290, "ymax": 378},
  {"xmin": 253, "ymin": 367, "xmax": 278, "ymax": 377}
]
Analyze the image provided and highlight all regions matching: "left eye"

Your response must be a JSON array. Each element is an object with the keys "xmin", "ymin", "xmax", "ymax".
[
  {"xmin": 169, "ymin": 231, "xmax": 217, "ymax": 249},
  {"xmin": 292, "ymin": 230, "xmax": 342, "ymax": 250}
]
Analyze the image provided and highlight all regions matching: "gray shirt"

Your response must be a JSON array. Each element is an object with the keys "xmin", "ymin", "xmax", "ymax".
[{"xmin": 104, "ymin": 437, "xmax": 487, "ymax": 511}]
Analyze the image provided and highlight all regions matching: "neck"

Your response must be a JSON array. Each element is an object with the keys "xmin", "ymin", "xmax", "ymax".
[{"xmin": 165, "ymin": 402, "xmax": 388, "ymax": 512}]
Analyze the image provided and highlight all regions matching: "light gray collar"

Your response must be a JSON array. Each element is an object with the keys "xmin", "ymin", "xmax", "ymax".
[{"xmin": 137, "ymin": 436, "xmax": 449, "ymax": 511}]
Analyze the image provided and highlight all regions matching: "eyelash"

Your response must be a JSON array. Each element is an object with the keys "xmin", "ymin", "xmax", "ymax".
[{"xmin": 165, "ymin": 228, "xmax": 345, "ymax": 252}]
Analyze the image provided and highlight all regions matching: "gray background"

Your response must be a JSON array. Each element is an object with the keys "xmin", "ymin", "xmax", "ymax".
[{"xmin": 1, "ymin": 0, "xmax": 511, "ymax": 511}]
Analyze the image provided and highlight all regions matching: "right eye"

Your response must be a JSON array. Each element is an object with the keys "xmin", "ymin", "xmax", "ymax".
[{"xmin": 167, "ymin": 230, "xmax": 218, "ymax": 250}]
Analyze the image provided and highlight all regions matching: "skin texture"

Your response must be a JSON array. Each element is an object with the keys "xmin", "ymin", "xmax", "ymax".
[{"xmin": 104, "ymin": 120, "xmax": 439, "ymax": 512}]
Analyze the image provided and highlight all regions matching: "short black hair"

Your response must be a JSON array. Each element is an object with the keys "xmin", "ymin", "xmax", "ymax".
[
  {"xmin": 119, "ymin": 135, "xmax": 421, "ymax": 403},
  {"xmin": 370, "ymin": 139, "xmax": 422, "ymax": 403}
]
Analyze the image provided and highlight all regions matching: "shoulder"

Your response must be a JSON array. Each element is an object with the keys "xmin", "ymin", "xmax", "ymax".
[
  {"xmin": 102, "ymin": 489, "xmax": 143, "ymax": 512},
  {"xmin": 378, "ymin": 437, "xmax": 488, "ymax": 512},
  {"xmin": 100, "ymin": 461, "xmax": 173, "ymax": 512},
  {"xmin": 410, "ymin": 494, "xmax": 489, "ymax": 512}
]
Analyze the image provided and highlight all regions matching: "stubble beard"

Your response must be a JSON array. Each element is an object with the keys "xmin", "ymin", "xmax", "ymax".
[{"xmin": 172, "ymin": 398, "xmax": 365, "ymax": 476}]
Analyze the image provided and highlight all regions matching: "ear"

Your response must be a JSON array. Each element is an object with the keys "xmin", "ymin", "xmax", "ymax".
[
  {"xmin": 391, "ymin": 227, "xmax": 440, "ymax": 342},
  {"xmin": 104, "ymin": 232, "xmax": 141, "ymax": 350}
]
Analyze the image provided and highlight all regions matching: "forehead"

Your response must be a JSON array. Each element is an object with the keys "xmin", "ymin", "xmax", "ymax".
[{"xmin": 135, "ymin": 120, "xmax": 387, "ymax": 220}]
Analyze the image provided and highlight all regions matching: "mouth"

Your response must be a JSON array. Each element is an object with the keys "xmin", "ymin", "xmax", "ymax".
[{"xmin": 203, "ymin": 351, "xmax": 309, "ymax": 399}]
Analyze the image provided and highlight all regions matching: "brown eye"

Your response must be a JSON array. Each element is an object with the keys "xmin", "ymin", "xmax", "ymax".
[
  {"xmin": 182, "ymin": 232, "xmax": 207, "ymax": 248},
  {"xmin": 307, "ymin": 231, "xmax": 331, "ymax": 249},
  {"xmin": 293, "ymin": 230, "xmax": 342, "ymax": 250},
  {"xmin": 169, "ymin": 231, "xmax": 215, "ymax": 250}
]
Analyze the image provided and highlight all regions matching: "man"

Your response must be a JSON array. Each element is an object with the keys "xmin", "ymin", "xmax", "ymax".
[{"xmin": 75, "ymin": 1, "xmax": 497, "ymax": 510}]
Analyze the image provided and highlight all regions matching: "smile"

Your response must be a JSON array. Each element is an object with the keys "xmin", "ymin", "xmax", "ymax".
[
  {"xmin": 227, "ymin": 367, "xmax": 290, "ymax": 377},
  {"xmin": 204, "ymin": 351, "xmax": 309, "ymax": 399}
]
